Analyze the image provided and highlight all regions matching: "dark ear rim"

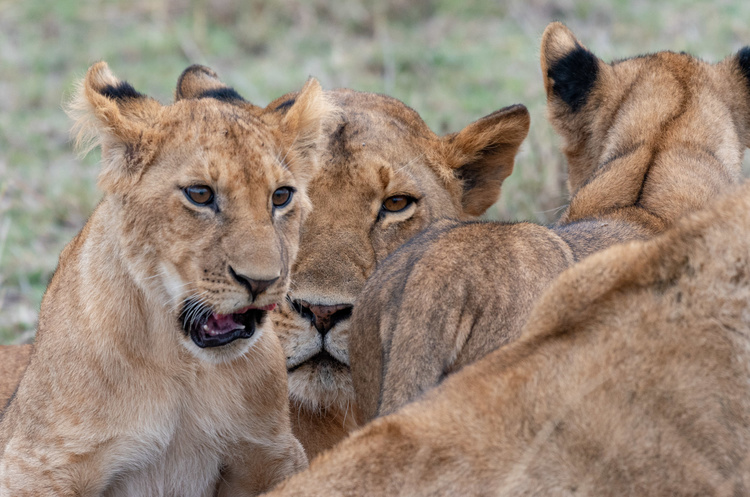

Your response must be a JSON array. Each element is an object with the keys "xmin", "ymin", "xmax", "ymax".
[
  {"xmin": 65, "ymin": 61, "xmax": 163, "ymax": 193},
  {"xmin": 82, "ymin": 61, "xmax": 149, "ymax": 104},
  {"xmin": 446, "ymin": 103, "xmax": 531, "ymax": 217},
  {"xmin": 66, "ymin": 61, "xmax": 159, "ymax": 158},
  {"xmin": 174, "ymin": 64, "xmax": 247, "ymax": 103},
  {"xmin": 265, "ymin": 90, "xmax": 300, "ymax": 115},
  {"xmin": 541, "ymin": 22, "xmax": 601, "ymax": 112},
  {"xmin": 447, "ymin": 103, "xmax": 531, "ymax": 171},
  {"xmin": 99, "ymin": 81, "xmax": 145, "ymax": 101}
]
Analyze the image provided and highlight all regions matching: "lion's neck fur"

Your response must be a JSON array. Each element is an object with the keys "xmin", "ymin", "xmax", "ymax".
[{"xmin": 290, "ymin": 399, "xmax": 358, "ymax": 460}]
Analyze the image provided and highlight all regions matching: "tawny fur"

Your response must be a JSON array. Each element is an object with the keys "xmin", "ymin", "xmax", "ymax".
[
  {"xmin": 0, "ymin": 345, "xmax": 31, "ymax": 414},
  {"xmin": 0, "ymin": 62, "xmax": 337, "ymax": 496},
  {"xmin": 349, "ymin": 22, "xmax": 748, "ymax": 421},
  {"xmin": 0, "ymin": 78, "xmax": 529, "ymax": 459},
  {"xmin": 267, "ymin": 179, "xmax": 750, "ymax": 496},
  {"xmin": 257, "ymin": 89, "xmax": 530, "ymax": 457}
]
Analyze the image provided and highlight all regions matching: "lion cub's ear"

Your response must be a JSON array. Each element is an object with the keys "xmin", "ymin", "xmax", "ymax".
[
  {"xmin": 67, "ymin": 61, "xmax": 162, "ymax": 194},
  {"xmin": 174, "ymin": 64, "xmax": 249, "ymax": 104},
  {"xmin": 275, "ymin": 78, "xmax": 337, "ymax": 183},
  {"xmin": 443, "ymin": 104, "xmax": 530, "ymax": 217},
  {"xmin": 540, "ymin": 22, "xmax": 606, "ymax": 193},
  {"xmin": 541, "ymin": 22, "xmax": 602, "ymax": 115}
]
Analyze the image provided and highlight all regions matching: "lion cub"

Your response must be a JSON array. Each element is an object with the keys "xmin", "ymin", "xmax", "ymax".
[{"xmin": 0, "ymin": 63, "xmax": 334, "ymax": 496}]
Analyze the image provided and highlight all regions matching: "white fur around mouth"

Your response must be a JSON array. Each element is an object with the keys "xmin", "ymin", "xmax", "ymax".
[{"xmin": 287, "ymin": 348, "xmax": 321, "ymax": 371}]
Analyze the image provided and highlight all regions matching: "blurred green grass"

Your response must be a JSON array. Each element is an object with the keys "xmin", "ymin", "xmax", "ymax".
[{"xmin": 1, "ymin": 0, "xmax": 749, "ymax": 343}]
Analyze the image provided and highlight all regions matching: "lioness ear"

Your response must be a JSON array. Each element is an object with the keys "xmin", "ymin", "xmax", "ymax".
[
  {"xmin": 541, "ymin": 22, "xmax": 602, "ymax": 114},
  {"xmin": 174, "ymin": 64, "xmax": 248, "ymax": 103},
  {"xmin": 277, "ymin": 78, "xmax": 337, "ymax": 172},
  {"xmin": 67, "ymin": 61, "xmax": 161, "ymax": 193},
  {"xmin": 443, "ymin": 104, "xmax": 530, "ymax": 217}
]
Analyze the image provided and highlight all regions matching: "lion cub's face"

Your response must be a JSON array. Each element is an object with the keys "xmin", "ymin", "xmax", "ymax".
[
  {"xmin": 72, "ymin": 63, "xmax": 332, "ymax": 363},
  {"xmin": 133, "ymin": 110, "xmax": 301, "ymax": 362},
  {"xmin": 267, "ymin": 89, "xmax": 530, "ymax": 412}
]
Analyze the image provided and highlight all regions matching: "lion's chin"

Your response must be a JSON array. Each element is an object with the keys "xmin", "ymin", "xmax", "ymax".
[{"xmin": 288, "ymin": 356, "xmax": 354, "ymax": 412}]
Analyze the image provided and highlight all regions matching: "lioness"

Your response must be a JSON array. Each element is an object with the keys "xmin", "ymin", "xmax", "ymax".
[
  {"xmin": 0, "ymin": 62, "xmax": 335, "ymax": 495},
  {"xmin": 350, "ymin": 22, "xmax": 748, "ymax": 420},
  {"xmin": 267, "ymin": 175, "xmax": 750, "ymax": 497},
  {"xmin": 266, "ymin": 90, "xmax": 531, "ymax": 457}
]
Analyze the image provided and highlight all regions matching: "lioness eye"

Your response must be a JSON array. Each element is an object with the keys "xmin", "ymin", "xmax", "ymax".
[
  {"xmin": 184, "ymin": 185, "xmax": 214, "ymax": 206},
  {"xmin": 272, "ymin": 187, "xmax": 294, "ymax": 208},
  {"xmin": 382, "ymin": 195, "xmax": 414, "ymax": 213}
]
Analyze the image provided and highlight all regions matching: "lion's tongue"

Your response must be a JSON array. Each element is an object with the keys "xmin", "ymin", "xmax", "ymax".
[{"xmin": 204, "ymin": 313, "xmax": 243, "ymax": 337}]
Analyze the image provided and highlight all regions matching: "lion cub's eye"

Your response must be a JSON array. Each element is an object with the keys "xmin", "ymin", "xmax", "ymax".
[
  {"xmin": 382, "ymin": 195, "xmax": 415, "ymax": 213},
  {"xmin": 184, "ymin": 185, "xmax": 214, "ymax": 207},
  {"xmin": 272, "ymin": 187, "xmax": 294, "ymax": 209}
]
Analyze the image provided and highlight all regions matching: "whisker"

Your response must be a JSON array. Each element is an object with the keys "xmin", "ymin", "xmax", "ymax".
[
  {"xmin": 187, "ymin": 292, "xmax": 214, "ymax": 330},
  {"xmin": 535, "ymin": 204, "xmax": 568, "ymax": 216},
  {"xmin": 165, "ymin": 283, "xmax": 200, "ymax": 309},
  {"xmin": 142, "ymin": 269, "xmax": 169, "ymax": 281}
]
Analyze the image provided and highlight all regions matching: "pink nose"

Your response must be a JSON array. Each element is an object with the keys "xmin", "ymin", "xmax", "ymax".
[{"xmin": 293, "ymin": 300, "xmax": 353, "ymax": 335}]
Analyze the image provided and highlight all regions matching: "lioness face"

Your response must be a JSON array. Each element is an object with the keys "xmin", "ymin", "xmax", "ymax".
[
  {"xmin": 270, "ymin": 89, "xmax": 531, "ymax": 411},
  {"xmin": 74, "ymin": 64, "xmax": 332, "ymax": 364}
]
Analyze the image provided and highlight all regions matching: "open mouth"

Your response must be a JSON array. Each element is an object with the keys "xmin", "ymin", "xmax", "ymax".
[{"xmin": 179, "ymin": 299, "xmax": 277, "ymax": 348}]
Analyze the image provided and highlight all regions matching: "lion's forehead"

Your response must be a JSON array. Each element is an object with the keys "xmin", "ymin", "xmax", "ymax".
[
  {"xmin": 161, "ymin": 102, "xmax": 275, "ymax": 151},
  {"xmin": 151, "ymin": 109, "xmax": 287, "ymax": 188},
  {"xmin": 313, "ymin": 145, "xmax": 438, "ymax": 201},
  {"xmin": 331, "ymin": 89, "xmax": 436, "ymax": 137}
]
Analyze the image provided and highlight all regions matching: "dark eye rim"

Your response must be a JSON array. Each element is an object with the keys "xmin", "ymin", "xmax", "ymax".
[
  {"xmin": 380, "ymin": 194, "xmax": 418, "ymax": 214},
  {"xmin": 182, "ymin": 185, "xmax": 215, "ymax": 207},
  {"xmin": 272, "ymin": 186, "xmax": 295, "ymax": 209}
]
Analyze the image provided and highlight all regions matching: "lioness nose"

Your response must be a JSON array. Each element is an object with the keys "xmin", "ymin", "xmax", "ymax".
[
  {"xmin": 229, "ymin": 266, "xmax": 278, "ymax": 301},
  {"xmin": 294, "ymin": 300, "xmax": 353, "ymax": 336}
]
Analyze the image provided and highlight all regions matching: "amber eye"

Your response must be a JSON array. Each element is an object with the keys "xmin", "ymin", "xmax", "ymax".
[
  {"xmin": 272, "ymin": 187, "xmax": 294, "ymax": 208},
  {"xmin": 382, "ymin": 195, "xmax": 414, "ymax": 213},
  {"xmin": 183, "ymin": 185, "xmax": 214, "ymax": 206}
]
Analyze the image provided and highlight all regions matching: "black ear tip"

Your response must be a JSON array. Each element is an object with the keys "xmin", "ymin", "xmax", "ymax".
[
  {"xmin": 99, "ymin": 81, "xmax": 144, "ymax": 101},
  {"xmin": 274, "ymin": 98, "xmax": 297, "ymax": 112},
  {"xmin": 196, "ymin": 87, "xmax": 247, "ymax": 103},
  {"xmin": 174, "ymin": 64, "xmax": 246, "ymax": 103},
  {"xmin": 176, "ymin": 65, "xmax": 220, "ymax": 97},
  {"xmin": 547, "ymin": 44, "xmax": 599, "ymax": 112}
]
